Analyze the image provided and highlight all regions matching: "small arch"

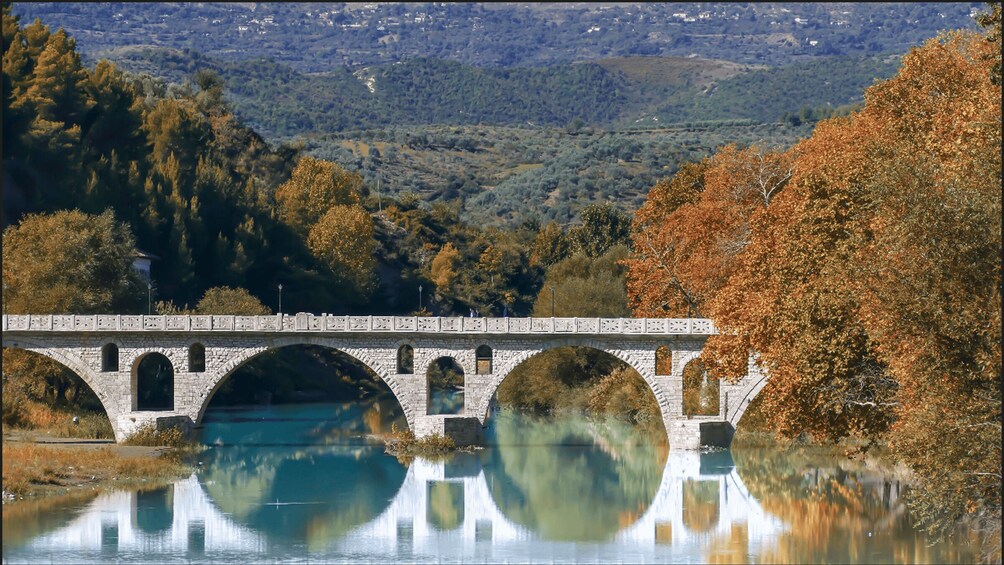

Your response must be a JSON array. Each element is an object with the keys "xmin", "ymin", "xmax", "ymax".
[
  {"xmin": 135, "ymin": 352, "xmax": 174, "ymax": 411},
  {"xmin": 682, "ymin": 358, "xmax": 719, "ymax": 416},
  {"xmin": 188, "ymin": 343, "xmax": 206, "ymax": 373},
  {"xmin": 397, "ymin": 344, "xmax": 414, "ymax": 374},
  {"xmin": 475, "ymin": 345, "xmax": 493, "ymax": 375},
  {"xmin": 655, "ymin": 345, "xmax": 672, "ymax": 376},
  {"xmin": 102, "ymin": 343, "xmax": 119, "ymax": 372},
  {"xmin": 428, "ymin": 356, "xmax": 464, "ymax": 415}
]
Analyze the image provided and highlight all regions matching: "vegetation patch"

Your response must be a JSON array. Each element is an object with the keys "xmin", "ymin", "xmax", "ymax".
[
  {"xmin": 1, "ymin": 441, "xmax": 191, "ymax": 501},
  {"xmin": 383, "ymin": 424, "xmax": 461, "ymax": 463},
  {"xmin": 121, "ymin": 423, "xmax": 195, "ymax": 449}
]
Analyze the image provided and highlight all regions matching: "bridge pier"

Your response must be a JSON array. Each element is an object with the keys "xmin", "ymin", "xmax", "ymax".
[{"xmin": 413, "ymin": 415, "xmax": 482, "ymax": 447}]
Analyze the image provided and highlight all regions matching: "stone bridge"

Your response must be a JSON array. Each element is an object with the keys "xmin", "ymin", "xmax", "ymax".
[{"xmin": 1, "ymin": 313, "xmax": 768, "ymax": 448}]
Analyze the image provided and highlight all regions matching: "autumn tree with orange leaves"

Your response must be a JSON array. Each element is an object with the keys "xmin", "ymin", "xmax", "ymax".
[{"xmin": 628, "ymin": 12, "xmax": 1000, "ymax": 557}]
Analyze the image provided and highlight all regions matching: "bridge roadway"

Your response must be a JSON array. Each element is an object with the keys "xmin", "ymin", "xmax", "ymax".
[{"xmin": 1, "ymin": 313, "xmax": 768, "ymax": 447}]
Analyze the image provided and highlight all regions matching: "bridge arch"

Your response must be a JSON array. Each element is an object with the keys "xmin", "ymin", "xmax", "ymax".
[
  {"xmin": 1, "ymin": 338, "xmax": 118, "ymax": 427},
  {"xmin": 727, "ymin": 372, "xmax": 769, "ymax": 428},
  {"xmin": 475, "ymin": 338, "xmax": 670, "ymax": 430},
  {"xmin": 194, "ymin": 337, "xmax": 412, "ymax": 431}
]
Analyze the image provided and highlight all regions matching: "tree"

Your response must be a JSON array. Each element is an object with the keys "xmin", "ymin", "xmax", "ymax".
[
  {"xmin": 2, "ymin": 209, "xmax": 145, "ymax": 314},
  {"xmin": 429, "ymin": 242, "xmax": 460, "ymax": 294},
  {"xmin": 2, "ymin": 209, "xmax": 145, "ymax": 409},
  {"xmin": 568, "ymin": 202, "xmax": 630, "ymax": 258},
  {"xmin": 529, "ymin": 220, "xmax": 572, "ymax": 268},
  {"xmin": 275, "ymin": 156, "xmax": 363, "ymax": 236},
  {"xmin": 195, "ymin": 286, "xmax": 272, "ymax": 315},
  {"xmin": 531, "ymin": 246, "xmax": 630, "ymax": 318},
  {"xmin": 306, "ymin": 204, "xmax": 377, "ymax": 300}
]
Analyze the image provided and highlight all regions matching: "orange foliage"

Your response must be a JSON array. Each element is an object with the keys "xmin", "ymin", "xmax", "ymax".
[{"xmin": 629, "ymin": 26, "xmax": 1000, "ymax": 552}]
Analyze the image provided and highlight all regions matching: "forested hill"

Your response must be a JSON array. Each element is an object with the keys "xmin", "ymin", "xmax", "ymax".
[
  {"xmin": 80, "ymin": 46, "xmax": 900, "ymax": 136},
  {"xmin": 10, "ymin": 2, "xmax": 981, "ymax": 69}
]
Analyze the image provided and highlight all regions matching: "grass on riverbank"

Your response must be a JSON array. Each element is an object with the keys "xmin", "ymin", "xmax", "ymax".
[
  {"xmin": 2, "ymin": 395, "xmax": 114, "ymax": 440},
  {"xmin": 2, "ymin": 441, "xmax": 191, "ymax": 500}
]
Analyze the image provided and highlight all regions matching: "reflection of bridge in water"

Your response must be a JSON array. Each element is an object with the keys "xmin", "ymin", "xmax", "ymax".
[{"xmin": 10, "ymin": 452, "xmax": 785, "ymax": 562}]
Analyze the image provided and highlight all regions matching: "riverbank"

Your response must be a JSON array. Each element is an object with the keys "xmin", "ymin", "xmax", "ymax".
[{"xmin": 1, "ymin": 428, "xmax": 194, "ymax": 503}]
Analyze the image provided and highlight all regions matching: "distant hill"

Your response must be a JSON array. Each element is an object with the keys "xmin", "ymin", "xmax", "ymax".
[
  {"xmin": 12, "ymin": 2, "xmax": 980, "ymax": 69},
  {"xmin": 89, "ymin": 46, "xmax": 902, "ymax": 136}
]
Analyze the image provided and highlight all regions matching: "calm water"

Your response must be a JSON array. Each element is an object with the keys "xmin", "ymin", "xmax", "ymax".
[{"xmin": 2, "ymin": 400, "xmax": 978, "ymax": 563}]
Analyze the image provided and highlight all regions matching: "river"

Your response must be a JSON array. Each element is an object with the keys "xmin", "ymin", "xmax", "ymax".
[{"xmin": 1, "ymin": 399, "xmax": 978, "ymax": 563}]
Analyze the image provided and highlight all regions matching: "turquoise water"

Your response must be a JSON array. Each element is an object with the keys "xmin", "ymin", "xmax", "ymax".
[{"xmin": 1, "ymin": 401, "xmax": 978, "ymax": 563}]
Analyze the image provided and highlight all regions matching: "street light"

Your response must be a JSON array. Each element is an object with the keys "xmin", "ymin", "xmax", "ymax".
[
  {"xmin": 550, "ymin": 286, "xmax": 555, "ymax": 317},
  {"xmin": 278, "ymin": 283, "xmax": 283, "ymax": 316},
  {"xmin": 147, "ymin": 282, "xmax": 152, "ymax": 315},
  {"xmin": 418, "ymin": 285, "xmax": 423, "ymax": 312},
  {"xmin": 3, "ymin": 282, "xmax": 7, "ymax": 315}
]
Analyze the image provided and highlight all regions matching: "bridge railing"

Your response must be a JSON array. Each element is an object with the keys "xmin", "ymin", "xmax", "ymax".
[{"xmin": 2, "ymin": 314, "xmax": 717, "ymax": 335}]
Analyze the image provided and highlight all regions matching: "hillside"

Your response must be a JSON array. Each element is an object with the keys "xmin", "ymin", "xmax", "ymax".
[
  {"xmin": 89, "ymin": 46, "xmax": 900, "ymax": 133},
  {"xmin": 11, "ymin": 2, "xmax": 981, "ymax": 69}
]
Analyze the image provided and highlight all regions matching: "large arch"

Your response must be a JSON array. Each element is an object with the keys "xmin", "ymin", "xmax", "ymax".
[
  {"xmin": 1, "ymin": 338, "xmax": 118, "ymax": 421},
  {"xmin": 476, "ymin": 338, "xmax": 670, "ymax": 432},
  {"xmin": 194, "ymin": 337, "xmax": 412, "ymax": 431}
]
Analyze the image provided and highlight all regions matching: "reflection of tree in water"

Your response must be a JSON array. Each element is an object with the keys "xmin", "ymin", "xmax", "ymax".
[
  {"xmin": 481, "ymin": 410, "xmax": 662, "ymax": 541},
  {"xmin": 427, "ymin": 482, "xmax": 464, "ymax": 531},
  {"xmin": 731, "ymin": 447, "xmax": 978, "ymax": 564},
  {"xmin": 195, "ymin": 403, "xmax": 408, "ymax": 549},
  {"xmin": 682, "ymin": 480, "xmax": 719, "ymax": 534}
]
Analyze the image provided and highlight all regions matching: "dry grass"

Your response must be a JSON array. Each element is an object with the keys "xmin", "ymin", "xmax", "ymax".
[
  {"xmin": 2, "ymin": 441, "xmax": 190, "ymax": 500},
  {"xmin": 3, "ymin": 395, "xmax": 114, "ymax": 440},
  {"xmin": 383, "ymin": 424, "xmax": 459, "ymax": 464},
  {"xmin": 122, "ymin": 422, "xmax": 191, "ymax": 448}
]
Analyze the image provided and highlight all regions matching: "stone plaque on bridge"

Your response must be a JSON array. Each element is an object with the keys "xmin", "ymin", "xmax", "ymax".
[
  {"xmin": 325, "ymin": 316, "xmax": 347, "ymax": 331},
  {"xmin": 509, "ymin": 318, "xmax": 530, "ymax": 332},
  {"xmin": 213, "ymin": 316, "xmax": 235, "ymax": 330},
  {"xmin": 600, "ymin": 319, "xmax": 620, "ymax": 333},
  {"xmin": 624, "ymin": 319, "xmax": 644, "ymax": 333},
  {"xmin": 234, "ymin": 316, "xmax": 256, "ymax": 331},
  {"xmin": 668, "ymin": 320, "xmax": 689, "ymax": 333},
  {"xmin": 120, "ymin": 316, "xmax": 141, "ymax": 330},
  {"xmin": 530, "ymin": 318, "xmax": 551, "ymax": 332},
  {"xmin": 394, "ymin": 317, "xmax": 417, "ymax": 331},
  {"xmin": 554, "ymin": 318, "xmax": 574, "ymax": 332},
  {"xmin": 463, "ymin": 317, "xmax": 485, "ymax": 332}
]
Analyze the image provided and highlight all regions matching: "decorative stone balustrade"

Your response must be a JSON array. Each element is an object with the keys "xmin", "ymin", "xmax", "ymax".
[{"xmin": 3, "ymin": 314, "xmax": 717, "ymax": 336}]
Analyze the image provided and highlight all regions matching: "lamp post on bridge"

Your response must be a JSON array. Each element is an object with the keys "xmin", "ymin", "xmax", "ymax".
[
  {"xmin": 418, "ymin": 285, "xmax": 423, "ymax": 312},
  {"xmin": 147, "ymin": 282, "xmax": 152, "ymax": 315},
  {"xmin": 278, "ymin": 283, "xmax": 283, "ymax": 316},
  {"xmin": 3, "ymin": 282, "xmax": 7, "ymax": 315}
]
